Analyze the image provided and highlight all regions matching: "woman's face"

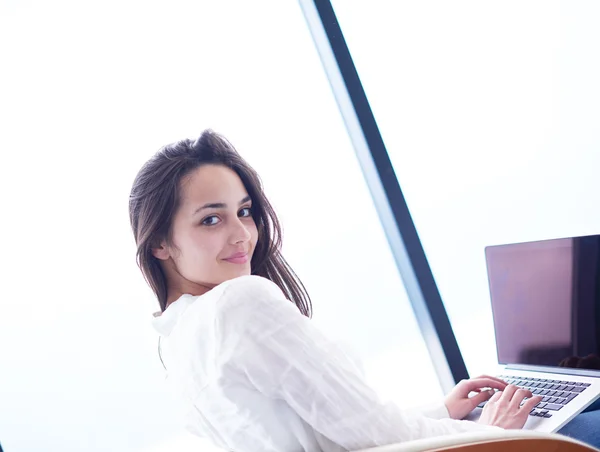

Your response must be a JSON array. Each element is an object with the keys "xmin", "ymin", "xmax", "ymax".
[{"xmin": 155, "ymin": 164, "xmax": 258, "ymax": 296}]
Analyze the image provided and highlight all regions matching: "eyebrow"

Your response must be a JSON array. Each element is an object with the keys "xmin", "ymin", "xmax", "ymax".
[{"xmin": 193, "ymin": 195, "xmax": 252, "ymax": 215}]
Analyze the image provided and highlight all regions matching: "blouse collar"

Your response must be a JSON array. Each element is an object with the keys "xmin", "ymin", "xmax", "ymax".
[{"xmin": 151, "ymin": 294, "xmax": 195, "ymax": 336}]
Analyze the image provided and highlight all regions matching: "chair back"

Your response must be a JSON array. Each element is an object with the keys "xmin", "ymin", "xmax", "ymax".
[{"xmin": 353, "ymin": 430, "xmax": 600, "ymax": 452}]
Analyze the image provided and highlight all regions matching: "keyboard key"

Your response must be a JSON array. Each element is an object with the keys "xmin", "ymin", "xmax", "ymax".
[
  {"xmin": 565, "ymin": 393, "xmax": 578, "ymax": 403},
  {"xmin": 491, "ymin": 374, "xmax": 589, "ymax": 415},
  {"xmin": 545, "ymin": 403, "xmax": 563, "ymax": 411}
]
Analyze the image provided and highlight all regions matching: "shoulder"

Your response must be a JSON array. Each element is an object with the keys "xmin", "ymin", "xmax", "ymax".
[
  {"xmin": 215, "ymin": 275, "xmax": 299, "ymax": 324},
  {"xmin": 220, "ymin": 275, "xmax": 284, "ymax": 299}
]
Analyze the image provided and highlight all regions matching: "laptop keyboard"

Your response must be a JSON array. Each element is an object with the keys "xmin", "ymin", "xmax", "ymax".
[{"xmin": 476, "ymin": 375, "xmax": 590, "ymax": 419}]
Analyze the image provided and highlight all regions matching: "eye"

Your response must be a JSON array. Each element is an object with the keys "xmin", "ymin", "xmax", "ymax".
[
  {"xmin": 239, "ymin": 206, "xmax": 253, "ymax": 217},
  {"xmin": 201, "ymin": 215, "xmax": 220, "ymax": 226}
]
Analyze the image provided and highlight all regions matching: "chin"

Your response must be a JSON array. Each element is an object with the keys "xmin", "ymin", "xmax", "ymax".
[
  {"xmin": 225, "ymin": 267, "xmax": 252, "ymax": 280},
  {"xmin": 239, "ymin": 267, "xmax": 252, "ymax": 277}
]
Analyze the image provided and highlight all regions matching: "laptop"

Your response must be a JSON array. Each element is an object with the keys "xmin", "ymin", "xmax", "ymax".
[{"xmin": 465, "ymin": 234, "xmax": 600, "ymax": 432}]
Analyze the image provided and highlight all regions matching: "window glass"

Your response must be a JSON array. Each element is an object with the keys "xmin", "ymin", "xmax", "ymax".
[
  {"xmin": 0, "ymin": 1, "xmax": 443, "ymax": 450},
  {"xmin": 333, "ymin": 0, "xmax": 600, "ymax": 376}
]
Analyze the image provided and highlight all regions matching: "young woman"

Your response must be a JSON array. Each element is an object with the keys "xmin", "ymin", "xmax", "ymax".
[{"xmin": 129, "ymin": 130, "xmax": 600, "ymax": 451}]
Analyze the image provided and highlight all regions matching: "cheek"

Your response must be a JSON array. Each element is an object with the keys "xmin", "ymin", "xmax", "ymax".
[
  {"xmin": 193, "ymin": 233, "xmax": 223, "ymax": 262},
  {"xmin": 250, "ymin": 222, "xmax": 259, "ymax": 247},
  {"xmin": 177, "ymin": 230, "xmax": 220, "ymax": 267}
]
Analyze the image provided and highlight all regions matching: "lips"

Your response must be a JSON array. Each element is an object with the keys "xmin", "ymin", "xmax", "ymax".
[
  {"xmin": 225, "ymin": 252, "xmax": 247, "ymax": 259},
  {"xmin": 223, "ymin": 252, "xmax": 249, "ymax": 264}
]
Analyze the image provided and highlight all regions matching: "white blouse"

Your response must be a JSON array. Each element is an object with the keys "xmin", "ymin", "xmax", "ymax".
[{"xmin": 152, "ymin": 275, "xmax": 497, "ymax": 452}]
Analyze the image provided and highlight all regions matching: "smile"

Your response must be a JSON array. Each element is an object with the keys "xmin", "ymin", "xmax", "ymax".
[{"xmin": 223, "ymin": 253, "xmax": 249, "ymax": 264}]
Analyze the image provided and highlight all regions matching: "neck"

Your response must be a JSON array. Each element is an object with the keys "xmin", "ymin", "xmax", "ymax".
[
  {"xmin": 162, "ymin": 258, "xmax": 213, "ymax": 309},
  {"xmin": 165, "ymin": 283, "xmax": 212, "ymax": 309}
]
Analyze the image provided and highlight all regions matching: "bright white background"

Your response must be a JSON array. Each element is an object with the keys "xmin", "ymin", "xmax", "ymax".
[
  {"xmin": 333, "ymin": 0, "xmax": 600, "ymax": 377},
  {"xmin": 0, "ymin": 1, "xmax": 438, "ymax": 451},
  {"xmin": 1, "ymin": 1, "xmax": 599, "ymax": 451}
]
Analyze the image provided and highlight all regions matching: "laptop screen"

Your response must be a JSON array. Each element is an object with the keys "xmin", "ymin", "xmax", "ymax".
[{"xmin": 485, "ymin": 235, "xmax": 600, "ymax": 370}]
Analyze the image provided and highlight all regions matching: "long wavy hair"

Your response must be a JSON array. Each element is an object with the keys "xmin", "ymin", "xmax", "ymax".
[{"xmin": 129, "ymin": 129, "xmax": 312, "ymax": 317}]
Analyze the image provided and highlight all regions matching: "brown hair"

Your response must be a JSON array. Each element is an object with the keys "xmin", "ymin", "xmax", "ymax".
[{"xmin": 129, "ymin": 130, "xmax": 312, "ymax": 317}]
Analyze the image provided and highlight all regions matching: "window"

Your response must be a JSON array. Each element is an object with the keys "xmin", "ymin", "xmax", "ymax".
[
  {"xmin": 333, "ymin": 0, "xmax": 600, "ymax": 376},
  {"xmin": 0, "ymin": 1, "xmax": 441, "ymax": 450}
]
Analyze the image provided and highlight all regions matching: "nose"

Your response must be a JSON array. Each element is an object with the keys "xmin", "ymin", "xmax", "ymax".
[{"xmin": 230, "ymin": 216, "xmax": 252, "ymax": 245}]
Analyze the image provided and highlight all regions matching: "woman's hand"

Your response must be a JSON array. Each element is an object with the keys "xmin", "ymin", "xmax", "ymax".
[
  {"xmin": 444, "ymin": 375, "xmax": 508, "ymax": 420},
  {"xmin": 478, "ymin": 384, "xmax": 543, "ymax": 429}
]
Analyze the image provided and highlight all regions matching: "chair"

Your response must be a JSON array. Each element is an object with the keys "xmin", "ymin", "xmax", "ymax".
[{"xmin": 353, "ymin": 430, "xmax": 600, "ymax": 452}]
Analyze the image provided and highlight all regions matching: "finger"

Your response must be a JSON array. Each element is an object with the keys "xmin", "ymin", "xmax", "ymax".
[
  {"xmin": 489, "ymin": 389, "xmax": 503, "ymax": 403},
  {"xmin": 500, "ymin": 384, "xmax": 518, "ymax": 402},
  {"xmin": 469, "ymin": 377, "xmax": 508, "ymax": 389},
  {"xmin": 475, "ymin": 374, "xmax": 509, "ymax": 386},
  {"xmin": 509, "ymin": 388, "xmax": 533, "ymax": 409},
  {"xmin": 471, "ymin": 389, "xmax": 495, "ymax": 406},
  {"xmin": 521, "ymin": 395, "xmax": 543, "ymax": 414},
  {"xmin": 461, "ymin": 378, "xmax": 508, "ymax": 393}
]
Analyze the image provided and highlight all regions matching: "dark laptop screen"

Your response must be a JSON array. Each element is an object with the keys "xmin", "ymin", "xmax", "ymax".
[{"xmin": 485, "ymin": 235, "xmax": 600, "ymax": 370}]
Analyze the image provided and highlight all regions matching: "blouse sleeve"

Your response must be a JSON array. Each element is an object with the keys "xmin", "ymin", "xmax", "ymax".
[{"xmin": 215, "ymin": 276, "xmax": 500, "ymax": 451}]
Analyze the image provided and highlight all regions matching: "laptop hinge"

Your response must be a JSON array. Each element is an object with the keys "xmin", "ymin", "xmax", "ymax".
[{"xmin": 505, "ymin": 363, "xmax": 600, "ymax": 378}]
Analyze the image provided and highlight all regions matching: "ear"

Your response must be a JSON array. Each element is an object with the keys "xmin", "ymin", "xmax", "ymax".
[{"xmin": 151, "ymin": 240, "xmax": 171, "ymax": 261}]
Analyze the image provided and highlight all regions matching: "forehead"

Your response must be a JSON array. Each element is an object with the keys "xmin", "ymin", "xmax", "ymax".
[{"xmin": 179, "ymin": 164, "xmax": 247, "ymax": 206}]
